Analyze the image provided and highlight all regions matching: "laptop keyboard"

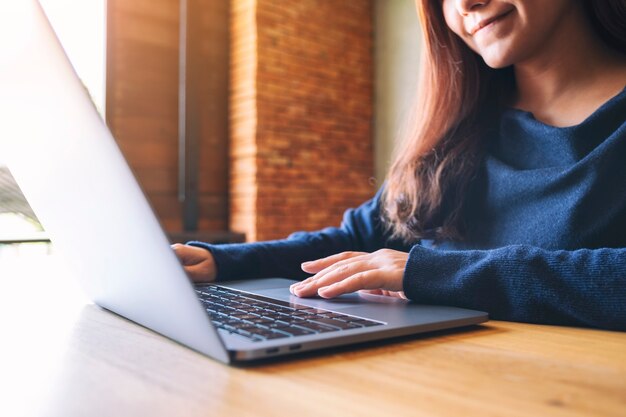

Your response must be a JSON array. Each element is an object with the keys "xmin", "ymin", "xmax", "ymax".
[{"xmin": 195, "ymin": 285, "xmax": 383, "ymax": 342}]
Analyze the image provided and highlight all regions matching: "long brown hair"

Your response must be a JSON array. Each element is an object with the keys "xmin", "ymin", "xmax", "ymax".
[{"xmin": 382, "ymin": 0, "xmax": 626, "ymax": 244}]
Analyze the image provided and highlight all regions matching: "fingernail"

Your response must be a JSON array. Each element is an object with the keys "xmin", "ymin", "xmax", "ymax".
[
  {"xmin": 301, "ymin": 261, "xmax": 312, "ymax": 268},
  {"xmin": 317, "ymin": 286, "xmax": 332, "ymax": 297},
  {"xmin": 296, "ymin": 283, "xmax": 312, "ymax": 292}
]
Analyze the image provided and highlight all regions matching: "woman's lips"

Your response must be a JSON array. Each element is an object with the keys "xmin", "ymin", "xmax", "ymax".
[{"xmin": 469, "ymin": 9, "xmax": 514, "ymax": 36}]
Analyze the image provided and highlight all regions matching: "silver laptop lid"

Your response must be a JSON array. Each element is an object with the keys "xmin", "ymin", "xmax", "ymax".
[{"xmin": 0, "ymin": 1, "xmax": 230, "ymax": 363}]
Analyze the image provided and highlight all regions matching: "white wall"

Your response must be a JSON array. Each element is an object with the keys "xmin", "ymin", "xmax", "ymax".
[{"xmin": 374, "ymin": 0, "xmax": 422, "ymax": 186}]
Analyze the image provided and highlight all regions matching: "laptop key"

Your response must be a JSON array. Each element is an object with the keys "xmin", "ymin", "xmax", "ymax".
[
  {"xmin": 235, "ymin": 328, "xmax": 252, "ymax": 337},
  {"xmin": 222, "ymin": 318, "xmax": 244, "ymax": 326},
  {"xmin": 238, "ymin": 305, "xmax": 262, "ymax": 313},
  {"xmin": 238, "ymin": 324, "xmax": 260, "ymax": 333},
  {"xmin": 274, "ymin": 304, "xmax": 294, "ymax": 311},
  {"xmin": 281, "ymin": 326, "xmax": 315, "ymax": 337},
  {"xmin": 294, "ymin": 322, "xmax": 339, "ymax": 333},
  {"xmin": 264, "ymin": 332, "xmax": 291, "ymax": 339},
  {"xmin": 222, "ymin": 324, "xmax": 238, "ymax": 332},
  {"xmin": 248, "ymin": 328, "xmax": 280, "ymax": 338},
  {"xmin": 249, "ymin": 317, "xmax": 274, "ymax": 325},
  {"xmin": 310, "ymin": 318, "xmax": 357, "ymax": 329},
  {"xmin": 349, "ymin": 319, "xmax": 383, "ymax": 327},
  {"xmin": 267, "ymin": 322, "xmax": 291, "ymax": 330},
  {"xmin": 301, "ymin": 308, "xmax": 329, "ymax": 315},
  {"xmin": 238, "ymin": 314, "xmax": 262, "ymax": 321}
]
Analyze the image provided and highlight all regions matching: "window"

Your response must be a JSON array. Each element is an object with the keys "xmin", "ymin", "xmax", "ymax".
[
  {"xmin": 39, "ymin": 0, "xmax": 106, "ymax": 114},
  {"xmin": 0, "ymin": 0, "xmax": 106, "ymax": 254}
]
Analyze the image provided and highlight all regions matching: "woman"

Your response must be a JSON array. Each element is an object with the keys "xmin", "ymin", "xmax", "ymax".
[{"xmin": 173, "ymin": 0, "xmax": 626, "ymax": 330}]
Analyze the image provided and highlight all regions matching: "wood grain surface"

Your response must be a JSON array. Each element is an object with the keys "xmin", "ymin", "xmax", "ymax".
[{"xmin": 1, "ymin": 255, "xmax": 624, "ymax": 417}]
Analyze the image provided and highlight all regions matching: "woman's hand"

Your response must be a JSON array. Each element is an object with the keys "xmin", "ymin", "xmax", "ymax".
[
  {"xmin": 290, "ymin": 249, "xmax": 409, "ymax": 299},
  {"xmin": 171, "ymin": 243, "xmax": 217, "ymax": 283}
]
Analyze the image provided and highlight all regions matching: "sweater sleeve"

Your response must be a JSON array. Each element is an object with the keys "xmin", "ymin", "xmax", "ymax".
[
  {"xmin": 188, "ymin": 187, "xmax": 407, "ymax": 282},
  {"xmin": 404, "ymin": 244, "xmax": 626, "ymax": 331}
]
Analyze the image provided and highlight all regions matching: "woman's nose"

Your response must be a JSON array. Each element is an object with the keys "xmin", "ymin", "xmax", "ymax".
[{"xmin": 455, "ymin": 0, "xmax": 490, "ymax": 16}]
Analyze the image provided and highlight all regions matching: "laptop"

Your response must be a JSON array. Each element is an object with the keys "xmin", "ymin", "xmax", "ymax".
[{"xmin": 0, "ymin": 1, "xmax": 487, "ymax": 364}]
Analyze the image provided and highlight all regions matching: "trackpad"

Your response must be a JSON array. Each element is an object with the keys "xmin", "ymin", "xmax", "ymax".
[{"xmin": 257, "ymin": 287, "xmax": 408, "ymax": 311}]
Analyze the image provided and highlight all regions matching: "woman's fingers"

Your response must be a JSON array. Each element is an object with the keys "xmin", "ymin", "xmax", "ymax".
[
  {"xmin": 358, "ymin": 289, "xmax": 409, "ymax": 300},
  {"xmin": 185, "ymin": 264, "xmax": 213, "ymax": 282},
  {"xmin": 171, "ymin": 244, "xmax": 217, "ymax": 282},
  {"xmin": 292, "ymin": 259, "xmax": 375, "ymax": 297},
  {"xmin": 172, "ymin": 244, "xmax": 205, "ymax": 266},
  {"xmin": 300, "ymin": 251, "xmax": 367, "ymax": 274},
  {"xmin": 292, "ymin": 249, "xmax": 409, "ymax": 299},
  {"xmin": 316, "ymin": 270, "xmax": 384, "ymax": 298},
  {"xmin": 295, "ymin": 252, "xmax": 368, "ymax": 293}
]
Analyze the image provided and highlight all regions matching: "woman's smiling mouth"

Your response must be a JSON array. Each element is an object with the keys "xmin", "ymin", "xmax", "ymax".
[{"xmin": 469, "ymin": 8, "xmax": 515, "ymax": 36}]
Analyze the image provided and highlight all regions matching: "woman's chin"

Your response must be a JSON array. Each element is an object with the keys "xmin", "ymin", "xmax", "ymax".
[
  {"xmin": 481, "ymin": 54, "xmax": 515, "ymax": 69},
  {"xmin": 475, "ymin": 44, "xmax": 520, "ymax": 69}
]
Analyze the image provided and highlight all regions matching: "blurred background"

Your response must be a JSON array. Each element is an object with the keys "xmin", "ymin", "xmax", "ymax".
[{"xmin": 0, "ymin": 0, "xmax": 421, "ymax": 258}]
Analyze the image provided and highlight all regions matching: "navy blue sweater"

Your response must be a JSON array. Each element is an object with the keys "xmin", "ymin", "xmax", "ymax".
[{"xmin": 190, "ymin": 87, "xmax": 626, "ymax": 331}]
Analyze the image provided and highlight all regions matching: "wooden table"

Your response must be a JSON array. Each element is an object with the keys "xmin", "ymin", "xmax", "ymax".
[{"xmin": 1, "ymin": 253, "xmax": 625, "ymax": 417}]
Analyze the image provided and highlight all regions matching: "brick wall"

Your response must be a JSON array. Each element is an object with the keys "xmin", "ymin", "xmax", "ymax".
[
  {"xmin": 107, "ymin": 0, "xmax": 229, "ymax": 234},
  {"xmin": 231, "ymin": 0, "xmax": 375, "ymax": 242},
  {"xmin": 106, "ymin": 0, "xmax": 179, "ymax": 231}
]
